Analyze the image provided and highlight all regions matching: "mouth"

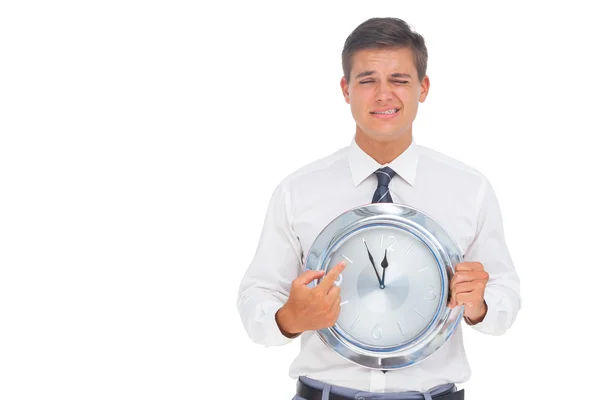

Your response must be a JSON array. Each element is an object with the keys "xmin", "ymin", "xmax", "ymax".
[{"xmin": 370, "ymin": 108, "xmax": 400, "ymax": 118}]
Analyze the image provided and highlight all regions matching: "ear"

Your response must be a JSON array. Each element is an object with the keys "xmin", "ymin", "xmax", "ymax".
[
  {"xmin": 419, "ymin": 75, "xmax": 430, "ymax": 103},
  {"xmin": 340, "ymin": 76, "xmax": 350, "ymax": 104}
]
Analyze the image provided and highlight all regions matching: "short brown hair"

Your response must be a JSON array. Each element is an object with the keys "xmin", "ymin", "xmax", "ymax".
[{"xmin": 342, "ymin": 18, "xmax": 428, "ymax": 82}]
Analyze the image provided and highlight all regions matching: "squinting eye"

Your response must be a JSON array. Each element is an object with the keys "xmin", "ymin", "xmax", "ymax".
[
  {"xmin": 359, "ymin": 80, "xmax": 374, "ymax": 84},
  {"xmin": 392, "ymin": 81, "xmax": 409, "ymax": 84}
]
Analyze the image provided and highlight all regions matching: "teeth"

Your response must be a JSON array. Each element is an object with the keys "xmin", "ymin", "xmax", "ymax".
[{"xmin": 373, "ymin": 109, "xmax": 398, "ymax": 115}]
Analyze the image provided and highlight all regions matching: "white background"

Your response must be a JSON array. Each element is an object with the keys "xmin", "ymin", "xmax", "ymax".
[{"xmin": 1, "ymin": 1, "xmax": 599, "ymax": 399}]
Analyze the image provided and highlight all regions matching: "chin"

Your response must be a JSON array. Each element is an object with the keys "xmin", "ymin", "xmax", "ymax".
[{"xmin": 364, "ymin": 129, "xmax": 407, "ymax": 143}]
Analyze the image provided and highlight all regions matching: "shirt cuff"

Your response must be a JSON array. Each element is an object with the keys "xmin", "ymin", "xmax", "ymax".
[
  {"xmin": 258, "ymin": 302, "xmax": 295, "ymax": 346},
  {"xmin": 464, "ymin": 288, "xmax": 506, "ymax": 335}
]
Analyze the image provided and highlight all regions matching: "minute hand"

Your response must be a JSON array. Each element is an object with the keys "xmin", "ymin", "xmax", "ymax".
[{"xmin": 363, "ymin": 240, "xmax": 383, "ymax": 287}]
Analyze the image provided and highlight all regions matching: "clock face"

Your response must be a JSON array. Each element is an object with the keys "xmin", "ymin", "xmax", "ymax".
[{"xmin": 325, "ymin": 225, "xmax": 442, "ymax": 349}]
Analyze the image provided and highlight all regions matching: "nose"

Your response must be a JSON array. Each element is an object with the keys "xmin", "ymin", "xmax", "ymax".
[{"xmin": 375, "ymin": 81, "xmax": 393, "ymax": 103}]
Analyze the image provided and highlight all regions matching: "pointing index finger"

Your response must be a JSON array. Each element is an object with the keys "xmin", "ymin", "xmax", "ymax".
[{"xmin": 318, "ymin": 260, "xmax": 347, "ymax": 290}]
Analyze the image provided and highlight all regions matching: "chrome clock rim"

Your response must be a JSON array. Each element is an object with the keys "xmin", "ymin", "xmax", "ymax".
[{"xmin": 304, "ymin": 203, "xmax": 464, "ymax": 370}]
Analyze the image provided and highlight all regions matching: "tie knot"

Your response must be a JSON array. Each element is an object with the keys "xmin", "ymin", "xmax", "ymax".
[{"xmin": 375, "ymin": 167, "xmax": 396, "ymax": 187}]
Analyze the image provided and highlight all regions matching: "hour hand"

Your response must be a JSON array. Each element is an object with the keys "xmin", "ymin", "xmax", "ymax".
[
  {"xmin": 380, "ymin": 249, "xmax": 389, "ymax": 286},
  {"xmin": 363, "ymin": 239, "xmax": 383, "ymax": 287}
]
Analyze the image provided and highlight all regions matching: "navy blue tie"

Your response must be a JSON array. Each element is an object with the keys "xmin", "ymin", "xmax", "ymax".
[{"xmin": 372, "ymin": 167, "xmax": 396, "ymax": 203}]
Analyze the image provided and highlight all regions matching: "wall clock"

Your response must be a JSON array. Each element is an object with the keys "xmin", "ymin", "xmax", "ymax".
[{"xmin": 305, "ymin": 203, "xmax": 464, "ymax": 369}]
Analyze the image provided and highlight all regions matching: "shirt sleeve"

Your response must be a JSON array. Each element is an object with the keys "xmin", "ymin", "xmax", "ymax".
[
  {"xmin": 236, "ymin": 181, "xmax": 303, "ymax": 346},
  {"xmin": 463, "ymin": 178, "xmax": 521, "ymax": 335}
]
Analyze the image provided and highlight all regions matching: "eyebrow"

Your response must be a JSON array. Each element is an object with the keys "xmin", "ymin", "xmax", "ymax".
[{"xmin": 354, "ymin": 71, "xmax": 413, "ymax": 79}]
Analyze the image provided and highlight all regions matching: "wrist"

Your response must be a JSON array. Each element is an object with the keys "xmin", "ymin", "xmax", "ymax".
[
  {"xmin": 465, "ymin": 300, "xmax": 488, "ymax": 325},
  {"xmin": 276, "ymin": 305, "xmax": 300, "ymax": 338}
]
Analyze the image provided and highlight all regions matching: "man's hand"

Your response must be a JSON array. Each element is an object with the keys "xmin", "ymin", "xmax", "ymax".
[
  {"xmin": 449, "ymin": 261, "xmax": 489, "ymax": 324},
  {"xmin": 276, "ymin": 261, "xmax": 346, "ymax": 337}
]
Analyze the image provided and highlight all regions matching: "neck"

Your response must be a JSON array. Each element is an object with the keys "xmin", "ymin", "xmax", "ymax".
[{"xmin": 355, "ymin": 131, "xmax": 413, "ymax": 165}]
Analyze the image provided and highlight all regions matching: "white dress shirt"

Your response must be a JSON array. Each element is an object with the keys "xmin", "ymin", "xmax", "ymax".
[{"xmin": 237, "ymin": 137, "xmax": 521, "ymax": 392}]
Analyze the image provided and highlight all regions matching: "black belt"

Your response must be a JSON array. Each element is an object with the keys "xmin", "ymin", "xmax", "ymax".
[{"xmin": 296, "ymin": 379, "xmax": 465, "ymax": 400}]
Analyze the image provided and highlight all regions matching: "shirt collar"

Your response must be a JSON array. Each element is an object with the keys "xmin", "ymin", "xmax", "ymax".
[{"xmin": 348, "ymin": 136, "xmax": 419, "ymax": 187}]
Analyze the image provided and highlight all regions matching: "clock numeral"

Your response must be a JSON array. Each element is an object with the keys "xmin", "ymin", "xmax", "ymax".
[
  {"xmin": 334, "ymin": 273, "xmax": 343, "ymax": 286},
  {"xmin": 405, "ymin": 244, "xmax": 414, "ymax": 256},
  {"xmin": 424, "ymin": 285, "xmax": 436, "ymax": 300},
  {"xmin": 380, "ymin": 235, "xmax": 396, "ymax": 251},
  {"xmin": 413, "ymin": 308, "xmax": 426, "ymax": 319},
  {"xmin": 341, "ymin": 254, "xmax": 353, "ymax": 264},
  {"xmin": 351, "ymin": 317, "xmax": 360, "ymax": 329},
  {"xmin": 371, "ymin": 324, "xmax": 383, "ymax": 340},
  {"xmin": 417, "ymin": 265, "xmax": 431, "ymax": 272}
]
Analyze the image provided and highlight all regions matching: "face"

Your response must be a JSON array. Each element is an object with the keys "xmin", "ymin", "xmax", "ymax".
[
  {"xmin": 324, "ymin": 226, "xmax": 442, "ymax": 348},
  {"xmin": 341, "ymin": 47, "xmax": 430, "ymax": 144}
]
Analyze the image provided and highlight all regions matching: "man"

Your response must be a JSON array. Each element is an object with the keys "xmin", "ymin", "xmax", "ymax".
[{"xmin": 237, "ymin": 17, "xmax": 521, "ymax": 399}]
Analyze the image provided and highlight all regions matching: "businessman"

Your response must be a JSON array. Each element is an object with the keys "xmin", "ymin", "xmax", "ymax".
[{"xmin": 237, "ymin": 17, "xmax": 521, "ymax": 399}]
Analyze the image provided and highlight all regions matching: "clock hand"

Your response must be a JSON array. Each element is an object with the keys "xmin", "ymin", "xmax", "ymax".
[
  {"xmin": 381, "ymin": 248, "xmax": 388, "ymax": 287},
  {"xmin": 363, "ymin": 239, "xmax": 383, "ymax": 288}
]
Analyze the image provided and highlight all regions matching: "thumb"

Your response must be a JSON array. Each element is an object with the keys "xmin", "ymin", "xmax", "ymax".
[
  {"xmin": 296, "ymin": 270, "xmax": 326, "ymax": 286},
  {"xmin": 449, "ymin": 295, "xmax": 457, "ymax": 308}
]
